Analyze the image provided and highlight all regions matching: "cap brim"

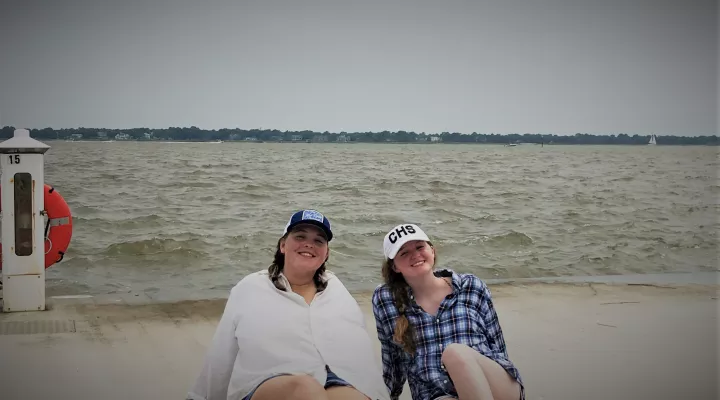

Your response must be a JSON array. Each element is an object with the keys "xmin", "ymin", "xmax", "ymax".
[
  {"xmin": 387, "ymin": 232, "xmax": 430, "ymax": 259},
  {"xmin": 286, "ymin": 221, "xmax": 333, "ymax": 241}
]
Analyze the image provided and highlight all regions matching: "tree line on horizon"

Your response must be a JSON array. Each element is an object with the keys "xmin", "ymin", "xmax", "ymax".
[{"xmin": 1, "ymin": 125, "xmax": 717, "ymax": 145}]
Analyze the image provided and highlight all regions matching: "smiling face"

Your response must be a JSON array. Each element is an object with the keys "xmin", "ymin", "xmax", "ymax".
[
  {"xmin": 392, "ymin": 240, "xmax": 435, "ymax": 279},
  {"xmin": 280, "ymin": 224, "xmax": 329, "ymax": 275}
]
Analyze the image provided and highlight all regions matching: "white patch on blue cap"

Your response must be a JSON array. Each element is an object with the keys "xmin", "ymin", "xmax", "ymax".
[{"xmin": 301, "ymin": 210, "xmax": 325, "ymax": 223}]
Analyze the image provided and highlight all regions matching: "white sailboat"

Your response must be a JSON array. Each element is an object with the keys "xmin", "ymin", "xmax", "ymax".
[{"xmin": 648, "ymin": 134, "xmax": 657, "ymax": 145}]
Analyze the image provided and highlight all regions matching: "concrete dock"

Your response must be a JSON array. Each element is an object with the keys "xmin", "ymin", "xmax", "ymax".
[{"xmin": 1, "ymin": 278, "xmax": 718, "ymax": 400}]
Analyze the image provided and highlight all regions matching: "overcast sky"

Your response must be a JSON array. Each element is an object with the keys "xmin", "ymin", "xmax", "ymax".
[{"xmin": 0, "ymin": 0, "xmax": 716, "ymax": 135}]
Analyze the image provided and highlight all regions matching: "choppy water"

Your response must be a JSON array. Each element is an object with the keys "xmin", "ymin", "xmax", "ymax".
[{"xmin": 25, "ymin": 141, "xmax": 720, "ymax": 295}]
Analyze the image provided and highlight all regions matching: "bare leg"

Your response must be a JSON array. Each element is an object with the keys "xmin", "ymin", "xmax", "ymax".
[
  {"xmin": 251, "ymin": 375, "xmax": 328, "ymax": 400},
  {"xmin": 442, "ymin": 344, "xmax": 494, "ymax": 400},
  {"xmin": 325, "ymin": 386, "xmax": 370, "ymax": 400},
  {"xmin": 473, "ymin": 351, "xmax": 521, "ymax": 400},
  {"xmin": 441, "ymin": 344, "xmax": 521, "ymax": 400}
]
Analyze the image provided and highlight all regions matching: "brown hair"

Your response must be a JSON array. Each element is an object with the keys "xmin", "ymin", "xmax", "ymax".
[
  {"xmin": 268, "ymin": 233, "xmax": 329, "ymax": 292},
  {"xmin": 381, "ymin": 241, "xmax": 435, "ymax": 355}
]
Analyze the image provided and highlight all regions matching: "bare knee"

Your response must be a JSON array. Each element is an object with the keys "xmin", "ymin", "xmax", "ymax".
[
  {"xmin": 443, "ymin": 345, "xmax": 521, "ymax": 400},
  {"xmin": 286, "ymin": 375, "xmax": 327, "ymax": 400},
  {"xmin": 441, "ymin": 343, "xmax": 477, "ymax": 372}
]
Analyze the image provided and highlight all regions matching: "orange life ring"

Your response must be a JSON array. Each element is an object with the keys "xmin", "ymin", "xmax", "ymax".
[{"xmin": 0, "ymin": 184, "xmax": 73, "ymax": 269}]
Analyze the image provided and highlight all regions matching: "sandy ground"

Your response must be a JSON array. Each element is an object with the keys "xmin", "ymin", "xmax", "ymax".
[{"xmin": 0, "ymin": 282, "xmax": 718, "ymax": 400}]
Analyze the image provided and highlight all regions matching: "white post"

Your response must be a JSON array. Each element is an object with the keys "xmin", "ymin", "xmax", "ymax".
[{"xmin": 0, "ymin": 129, "xmax": 50, "ymax": 312}]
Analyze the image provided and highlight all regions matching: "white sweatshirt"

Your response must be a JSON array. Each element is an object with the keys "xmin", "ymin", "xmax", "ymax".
[{"xmin": 187, "ymin": 270, "xmax": 391, "ymax": 400}]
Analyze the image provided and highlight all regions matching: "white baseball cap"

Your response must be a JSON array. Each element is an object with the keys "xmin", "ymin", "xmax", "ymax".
[{"xmin": 383, "ymin": 223, "xmax": 431, "ymax": 260}]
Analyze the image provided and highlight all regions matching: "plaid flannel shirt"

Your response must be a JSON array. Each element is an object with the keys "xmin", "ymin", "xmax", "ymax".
[{"xmin": 372, "ymin": 269, "xmax": 524, "ymax": 400}]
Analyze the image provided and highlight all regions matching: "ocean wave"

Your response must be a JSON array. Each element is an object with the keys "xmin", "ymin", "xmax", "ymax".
[
  {"xmin": 441, "ymin": 231, "xmax": 534, "ymax": 247},
  {"xmin": 486, "ymin": 231, "xmax": 534, "ymax": 246},
  {"xmin": 231, "ymin": 191, "xmax": 273, "ymax": 200},
  {"xmin": 157, "ymin": 181, "xmax": 217, "ymax": 188},
  {"xmin": 427, "ymin": 217, "xmax": 465, "ymax": 226},
  {"xmin": 426, "ymin": 180, "xmax": 479, "ymax": 191},
  {"xmin": 102, "ymin": 237, "xmax": 209, "ymax": 258},
  {"xmin": 238, "ymin": 183, "xmax": 284, "ymax": 191},
  {"xmin": 74, "ymin": 214, "xmax": 169, "ymax": 227},
  {"xmin": 197, "ymin": 163, "xmax": 247, "ymax": 169}
]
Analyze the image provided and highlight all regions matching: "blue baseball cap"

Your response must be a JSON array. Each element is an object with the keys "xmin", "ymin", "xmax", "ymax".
[{"xmin": 283, "ymin": 209, "xmax": 333, "ymax": 241}]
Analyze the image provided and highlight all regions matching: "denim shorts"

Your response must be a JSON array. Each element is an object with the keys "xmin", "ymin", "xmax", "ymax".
[{"xmin": 243, "ymin": 365, "xmax": 352, "ymax": 400}]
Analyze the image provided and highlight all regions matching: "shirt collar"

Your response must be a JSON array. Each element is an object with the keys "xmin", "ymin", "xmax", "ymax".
[
  {"xmin": 407, "ymin": 268, "xmax": 460, "ymax": 300},
  {"xmin": 273, "ymin": 270, "xmax": 331, "ymax": 292},
  {"xmin": 435, "ymin": 268, "xmax": 462, "ymax": 290}
]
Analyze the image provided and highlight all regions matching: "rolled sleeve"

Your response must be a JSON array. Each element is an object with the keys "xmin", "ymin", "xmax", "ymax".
[{"xmin": 188, "ymin": 287, "xmax": 241, "ymax": 400}]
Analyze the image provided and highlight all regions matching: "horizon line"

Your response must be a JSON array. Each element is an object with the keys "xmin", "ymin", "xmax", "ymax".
[{"xmin": 1, "ymin": 125, "xmax": 717, "ymax": 138}]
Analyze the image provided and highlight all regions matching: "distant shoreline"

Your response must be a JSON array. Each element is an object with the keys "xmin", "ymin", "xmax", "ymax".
[
  {"xmin": 43, "ymin": 139, "xmax": 719, "ymax": 146},
  {"xmin": 2, "ymin": 126, "xmax": 716, "ymax": 145}
]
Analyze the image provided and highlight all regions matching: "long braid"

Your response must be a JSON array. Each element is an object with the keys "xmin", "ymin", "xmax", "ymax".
[{"xmin": 382, "ymin": 258, "xmax": 417, "ymax": 355}]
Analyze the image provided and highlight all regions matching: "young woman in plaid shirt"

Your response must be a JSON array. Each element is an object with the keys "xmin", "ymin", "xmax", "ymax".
[{"xmin": 372, "ymin": 223, "xmax": 524, "ymax": 400}]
